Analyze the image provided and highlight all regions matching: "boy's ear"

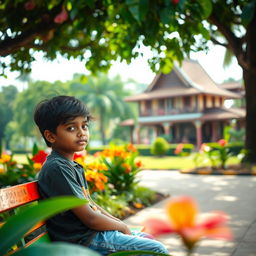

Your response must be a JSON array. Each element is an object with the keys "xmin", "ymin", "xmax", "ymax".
[{"xmin": 44, "ymin": 130, "xmax": 56, "ymax": 144}]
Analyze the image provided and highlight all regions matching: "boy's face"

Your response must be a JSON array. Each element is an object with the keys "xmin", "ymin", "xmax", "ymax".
[{"xmin": 45, "ymin": 116, "xmax": 89, "ymax": 160}]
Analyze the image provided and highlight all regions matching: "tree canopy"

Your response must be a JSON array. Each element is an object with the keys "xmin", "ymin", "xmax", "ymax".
[
  {"xmin": 0, "ymin": 0, "xmax": 213, "ymax": 76},
  {"xmin": 1, "ymin": 0, "xmax": 256, "ymax": 162}
]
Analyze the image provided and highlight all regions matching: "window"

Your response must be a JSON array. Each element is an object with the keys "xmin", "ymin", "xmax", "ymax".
[{"xmin": 167, "ymin": 98, "xmax": 173, "ymax": 112}]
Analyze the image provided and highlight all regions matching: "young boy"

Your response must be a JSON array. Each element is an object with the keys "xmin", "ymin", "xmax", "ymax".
[{"xmin": 34, "ymin": 95, "xmax": 169, "ymax": 255}]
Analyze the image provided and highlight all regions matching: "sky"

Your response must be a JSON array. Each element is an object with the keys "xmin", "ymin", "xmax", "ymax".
[{"xmin": 0, "ymin": 44, "xmax": 243, "ymax": 91}]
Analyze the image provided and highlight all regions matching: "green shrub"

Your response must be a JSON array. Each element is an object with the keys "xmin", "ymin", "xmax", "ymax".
[
  {"xmin": 131, "ymin": 186, "xmax": 156, "ymax": 206},
  {"xmin": 150, "ymin": 137, "xmax": 169, "ymax": 156},
  {"xmin": 92, "ymin": 191, "xmax": 128, "ymax": 219}
]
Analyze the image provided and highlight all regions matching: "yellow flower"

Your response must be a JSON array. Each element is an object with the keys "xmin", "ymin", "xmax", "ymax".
[
  {"xmin": 0, "ymin": 153, "xmax": 11, "ymax": 163},
  {"xmin": 33, "ymin": 162, "xmax": 42, "ymax": 171}
]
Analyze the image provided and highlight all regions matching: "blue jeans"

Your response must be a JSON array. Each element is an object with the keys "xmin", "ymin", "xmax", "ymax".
[{"xmin": 87, "ymin": 231, "xmax": 169, "ymax": 255}]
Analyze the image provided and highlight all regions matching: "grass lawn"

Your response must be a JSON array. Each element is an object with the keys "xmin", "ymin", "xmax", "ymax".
[
  {"xmin": 13, "ymin": 154, "xmax": 31, "ymax": 164},
  {"xmin": 14, "ymin": 153, "xmax": 240, "ymax": 170},
  {"xmin": 137, "ymin": 155, "xmax": 240, "ymax": 170}
]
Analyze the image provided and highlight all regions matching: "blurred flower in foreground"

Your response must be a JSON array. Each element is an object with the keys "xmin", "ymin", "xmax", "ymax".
[{"xmin": 144, "ymin": 196, "xmax": 232, "ymax": 255}]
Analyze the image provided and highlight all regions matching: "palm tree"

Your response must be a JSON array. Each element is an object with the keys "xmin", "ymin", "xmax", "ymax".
[{"xmin": 70, "ymin": 73, "xmax": 133, "ymax": 145}]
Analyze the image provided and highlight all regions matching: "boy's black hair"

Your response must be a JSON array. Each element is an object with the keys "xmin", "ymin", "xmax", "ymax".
[{"xmin": 34, "ymin": 95, "xmax": 91, "ymax": 147}]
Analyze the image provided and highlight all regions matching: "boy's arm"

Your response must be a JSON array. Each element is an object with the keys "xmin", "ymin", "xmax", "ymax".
[
  {"xmin": 72, "ymin": 204, "xmax": 131, "ymax": 235},
  {"xmin": 92, "ymin": 202, "xmax": 121, "ymax": 222}
]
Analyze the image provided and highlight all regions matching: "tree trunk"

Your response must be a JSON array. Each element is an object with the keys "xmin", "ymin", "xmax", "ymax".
[
  {"xmin": 243, "ymin": 10, "xmax": 256, "ymax": 163},
  {"xmin": 243, "ymin": 71, "xmax": 256, "ymax": 163},
  {"xmin": 99, "ymin": 111, "xmax": 106, "ymax": 145}
]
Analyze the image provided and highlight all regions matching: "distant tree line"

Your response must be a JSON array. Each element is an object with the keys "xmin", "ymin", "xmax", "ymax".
[{"xmin": 0, "ymin": 73, "xmax": 139, "ymax": 151}]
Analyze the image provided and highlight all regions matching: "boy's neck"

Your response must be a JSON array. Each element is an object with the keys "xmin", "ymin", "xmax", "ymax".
[{"xmin": 52, "ymin": 148, "xmax": 74, "ymax": 161}]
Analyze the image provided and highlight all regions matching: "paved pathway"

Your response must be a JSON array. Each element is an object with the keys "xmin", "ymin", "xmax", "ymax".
[{"xmin": 124, "ymin": 170, "xmax": 256, "ymax": 256}]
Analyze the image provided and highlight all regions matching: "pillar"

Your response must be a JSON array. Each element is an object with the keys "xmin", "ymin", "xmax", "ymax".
[
  {"xmin": 194, "ymin": 120, "xmax": 202, "ymax": 150},
  {"xmin": 212, "ymin": 122, "xmax": 218, "ymax": 142},
  {"xmin": 135, "ymin": 126, "xmax": 141, "ymax": 144}
]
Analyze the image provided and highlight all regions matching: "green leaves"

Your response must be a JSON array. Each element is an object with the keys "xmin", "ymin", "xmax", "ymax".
[
  {"xmin": 241, "ymin": 1, "xmax": 256, "ymax": 26},
  {"xmin": 109, "ymin": 250, "xmax": 171, "ymax": 256},
  {"xmin": 0, "ymin": 196, "xmax": 88, "ymax": 256},
  {"xmin": 198, "ymin": 0, "xmax": 213, "ymax": 19},
  {"xmin": 13, "ymin": 242, "xmax": 100, "ymax": 256}
]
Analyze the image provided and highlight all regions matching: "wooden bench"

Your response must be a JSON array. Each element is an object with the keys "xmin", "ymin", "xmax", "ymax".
[
  {"xmin": 0, "ymin": 181, "xmax": 144, "ymax": 255},
  {"xmin": 0, "ymin": 181, "xmax": 51, "ymax": 255}
]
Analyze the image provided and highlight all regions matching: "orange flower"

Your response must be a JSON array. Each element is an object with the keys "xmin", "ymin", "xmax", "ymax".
[
  {"xmin": 0, "ymin": 165, "xmax": 5, "ymax": 174},
  {"xmin": 127, "ymin": 143, "xmax": 137, "ymax": 153},
  {"xmin": 93, "ymin": 151, "xmax": 101, "ymax": 158},
  {"xmin": 218, "ymin": 139, "xmax": 227, "ymax": 147},
  {"xmin": 122, "ymin": 163, "xmax": 132, "ymax": 173},
  {"xmin": 175, "ymin": 144, "xmax": 184, "ymax": 155},
  {"xmin": 144, "ymin": 196, "xmax": 232, "ymax": 251},
  {"xmin": 98, "ymin": 163, "xmax": 108, "ymax": 171},
  {"xmin": 85, "ymin": 170, "xmax": 108, "ymax": 192},
  {"xmin": 101, "ymin": 149, "xmax": 113, "ymax": 158},
  {"xmin": 133, "ymin": 202, "xmax": 143, "ymax": 209}
]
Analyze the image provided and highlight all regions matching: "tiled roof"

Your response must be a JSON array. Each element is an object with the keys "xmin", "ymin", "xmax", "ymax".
[
  {"xmin": 120, "ymin": 108, "xmax": 245, "ymax": 126},
  {"xmin": 201, "ymin": 107, "xmax": 245, "ymax": 121},
  {"xmin": 125, "ymin": 59, "xmax": 241, "ymax": 102}
]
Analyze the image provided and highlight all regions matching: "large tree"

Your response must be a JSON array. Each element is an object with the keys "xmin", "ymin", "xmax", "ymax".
[{"xmin": 0, "ymin": 0, "xmax": 255, "ymax": 162}]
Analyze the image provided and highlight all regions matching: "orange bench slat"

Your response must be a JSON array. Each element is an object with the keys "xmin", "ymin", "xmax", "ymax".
[{"xmin": 0, "ymin": 181, "xmax": 40, "ymax": 212}]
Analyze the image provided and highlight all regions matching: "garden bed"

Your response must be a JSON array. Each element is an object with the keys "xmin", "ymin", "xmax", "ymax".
[
  {"xmin": 180, "ymin": 164, "xmax": 256, "ymax": 175},
  {"xmin": 121, "ymin": 192, "xmax": 169, "ymax": 220}
]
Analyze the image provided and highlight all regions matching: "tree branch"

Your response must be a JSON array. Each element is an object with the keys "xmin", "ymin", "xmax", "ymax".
[
  {"xmin": 210, "ymin": 36, "xmax": 228, "ymax": 47},
  {"xmin": 0, "ymin": 23, "xmax": 57, "ymax": 56},
  {"xmin": 28, "ymin": 41, "xmax": 94, "ymax": 53},
  {"xmin": 207, "ymin": 13, "xmax": 249, "ymax": 71}
]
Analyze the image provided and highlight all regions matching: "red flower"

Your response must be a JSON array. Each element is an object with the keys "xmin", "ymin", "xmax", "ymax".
[
  {"xmin": 24, "ymin": 0, "xmax": 36, "ymax": 10},
  {"xmin": 171, "ymin": 0, "xmax": 179, "ymax": 4},
  {"xmin": 54, "ymin": 7, "xmax": 68, "ymax": 24},
  {"xmin": 218, "ymin": 139, "xmax": 227, "ymax": 147},
  {"xmin": 135, "ymin": 161, "xmax": 142, "ymax": 168},
  {"xmin": 74, "ymin": 152, "xmax": 85, "ymax": 160},
  {"xmin": 32, "ymin": 150, "xmax": 48, "ymax": 165}
]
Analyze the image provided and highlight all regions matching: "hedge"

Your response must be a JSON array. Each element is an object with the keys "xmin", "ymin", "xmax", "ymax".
[{"xmin": 88, "ymin": 144, "xmax": 195, "ymax": 156}]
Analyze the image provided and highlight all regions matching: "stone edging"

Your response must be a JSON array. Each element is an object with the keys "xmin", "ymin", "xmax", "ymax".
[{"xmin": 180, "ymin": 169, "xmax": 256, "ymax": 176}]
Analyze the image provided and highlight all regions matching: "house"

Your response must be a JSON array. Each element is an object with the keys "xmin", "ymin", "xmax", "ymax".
[{"xmin": 122, "ymin": 59, "xmax": 245, "ymax": 149}]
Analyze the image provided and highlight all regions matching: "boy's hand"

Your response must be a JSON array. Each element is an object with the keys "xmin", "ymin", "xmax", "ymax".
[{"xmin": 121, "ymin": 223, "xmax": 132, "ymax": 235}]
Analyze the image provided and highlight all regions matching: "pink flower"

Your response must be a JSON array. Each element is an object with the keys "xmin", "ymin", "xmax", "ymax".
[
  {"xmin": 54, "ymin": 8, "xmax": 68, "ymax": 24},
  {"xmin": 218, "ymin": 139, "xmax": 227, "ymax": 147},
  {"xmin": 144, "ymin": 196, "xmax": 232, "ymax": 251}
]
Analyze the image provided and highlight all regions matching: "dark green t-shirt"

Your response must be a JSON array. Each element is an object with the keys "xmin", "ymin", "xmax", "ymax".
[{"xmin": 38, "ymin": 150, "xmax": 97, "ymax": 245}]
